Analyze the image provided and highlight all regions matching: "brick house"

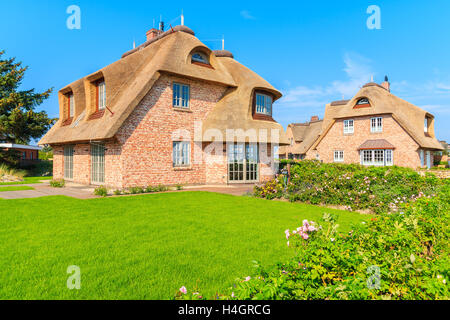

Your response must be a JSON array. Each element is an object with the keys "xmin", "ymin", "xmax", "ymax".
[
  {"xmin": 0, "ymin": 143, "xmax": 42, "ymax": 166},
  {"xmin": 278, "ymin": 116, "xmax": 323, "ymax": 160},
  {"xmin": 39, "ymin": 25, "xmax": 288, "ymax": 188},
  {"xmin": 307, "ymin": 79, "xmax": 444, "ymax": 168}
]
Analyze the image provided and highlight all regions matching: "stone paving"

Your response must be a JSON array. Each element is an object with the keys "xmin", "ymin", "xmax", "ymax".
[{"xmin": 0, "ymin": 181, "xmax": 255, "ymax": 200}]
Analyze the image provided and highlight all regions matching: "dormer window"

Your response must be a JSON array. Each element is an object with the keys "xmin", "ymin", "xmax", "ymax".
[
  {"xmin": 424, "ymin": 117, "xmax": 430, "ymax": 133},
  {"xmin": 354, "ymin": 98, "xmax": 370, "ymax": 108},
  {"xmin": 255, "ymin": 93, "xmax": 272, "ymax": 116},
  {"xmin": 68, "ymin": 93, "xmax": 75, "ymax": 118},
  {"xmin": 191, "ymin": 52, "xmax": 209, "ymax": 64},
  {"xmin": 97, "ymin": 80, "xmax": 106, "ymax": 111}
]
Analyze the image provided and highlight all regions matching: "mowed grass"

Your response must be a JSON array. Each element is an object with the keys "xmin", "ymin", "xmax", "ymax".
[
  {"xmin": 0, "ymin": 186, "xmax": 34, "ymax": 192},
  {"xmin": 0, "ymin": 192, "xmax": 368, "ymax": 300},
  {"xmin": 0, "ymin": 176, "xmax": 52, "ymax": 186}
]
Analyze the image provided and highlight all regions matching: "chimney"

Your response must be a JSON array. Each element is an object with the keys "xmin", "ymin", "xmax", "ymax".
[
  {"xmin": 310, "ymin": 116, "xmax": 319, "ymax": 122},
  {"xmin": 381, "ymin": 75, "xmax": 390, "ymax": 92},
  {"xmin": 146, "ymin": 28, "xmax": 160, "ymax": 41}
]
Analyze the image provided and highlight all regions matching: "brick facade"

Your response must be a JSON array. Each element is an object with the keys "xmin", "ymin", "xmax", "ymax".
[
  {"xmin": 312, "ymin": 115, "xmax": 426, "ymax": 168},
  {"xmin": 52, "ymin": 74, "xmax": 277, "ymax": 188}
]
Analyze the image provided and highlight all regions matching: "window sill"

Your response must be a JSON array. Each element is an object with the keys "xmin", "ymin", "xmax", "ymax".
[
  {"xmin": 343, "ymin": 132, "xmax": 354, "ymax": 136},
  {"xmin": 88, "ymin": 109, "xmax": 105, "ymax": 120},
  {"xmin": 173, "ymin": 166, "xmax": 193, "ymax": 171},
  {"xmin": 173, "ymin": 107, "xmax": 193, "ymax": 113},
  {"xmin": 62, "ymin": 117, "xmax": 73, "ymax": 126}
]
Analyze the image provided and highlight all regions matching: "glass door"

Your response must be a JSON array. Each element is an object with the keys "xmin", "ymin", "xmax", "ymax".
[
  {"xmin": 228, "ymin": 143, "xmax": 259, "ymax": 183},
  {"xmin": 91, "ymin": 143, "xmax": 105, "ymax": 184}
]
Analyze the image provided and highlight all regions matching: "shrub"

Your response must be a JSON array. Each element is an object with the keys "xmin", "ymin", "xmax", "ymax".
[
  {"xmin": 94, "ymin": 186, "xmax": 108, "ymax": 197},
  {"xmin": 23, "ymin": 160, "xmax": 53, "ymax": 177},
  {"xmin": 113, "ymin": 189, "xmax": 122, "ymax": 196},
  {"xmin": 254, "ymin": 161, "xmax": 443, "ymax": 214},
  {"xmin": 177, "ymin": 181, "xmax": 450, "ymax": 300},
  {"xmin": 156, "ymin": 185, "xmax": 169, "ymax": 192},
  {"xmin": 176, "ymin": 184, "xmax": 184, "ymax": 190},
  {"xmin": 145, "ymin": 186, "xmax": 156, "ymax": 193},
  {"xmin": 49, "ymin": 179, "xmax": 65, "ymax": 188},
  {"xmin": 129, "ymin": 186, "xmax": 145, "ymax": 194},
  {"xmin": 0, "ymin": 164, "xmax": 26, "ymax": 181}
]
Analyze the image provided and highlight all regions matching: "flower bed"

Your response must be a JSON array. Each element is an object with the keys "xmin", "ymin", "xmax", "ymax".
[
  {"xmin": 176, "ymin": 180, "xmax": 450, "ymax": 300},
  {"xmin": 255, "ymin": 161, "xmax": 443, "ymax": 214}
]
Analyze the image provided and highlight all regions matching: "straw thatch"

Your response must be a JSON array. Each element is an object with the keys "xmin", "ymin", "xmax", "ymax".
[
  {"xmin": 39, "ymin": 26, "xmax": 288, "ymax": 146},
  {"xmin": 278, "ymin": 120, "xmax": 323, "ymax": 156},
  {"xmin": 312, "ymin": 84, "xmax": 444, "ymax": 151}
]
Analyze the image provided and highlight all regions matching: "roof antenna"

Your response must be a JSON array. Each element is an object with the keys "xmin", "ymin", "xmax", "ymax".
[
  {"xmin": 181, "ymin": 9, "xmax": 184, "ymax": 26},
  {"xmin": 222, "ymin": 35, "xmax": 225, "ymax": 50}
]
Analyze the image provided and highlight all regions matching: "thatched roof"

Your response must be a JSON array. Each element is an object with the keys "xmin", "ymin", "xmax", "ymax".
[
  {"xmin": 39, "ymin": 26, "xmax": 288, "ymax": 146},
  {"xmin": 312, "ymin": 84, "xmax": 444, "ymax": 151},
  {"xmin": 278, "ymin": 119, "xmax": 323, "ymax": 155}
]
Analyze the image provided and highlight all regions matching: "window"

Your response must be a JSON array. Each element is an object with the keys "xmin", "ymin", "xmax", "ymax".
[
  {"xmin": 371, "ymin": 117, "xmax": 383, "ymax": 133},
  {"xmin": 334, "ymin": 150, "xmax": 344, "ymax": 162},
  {"xmin": 424, "ymin": 117, "xmax": 429, "ymax": 133},
  {"xmin": 68, "ymin": 93, "xmax": 75, "ymax": 118},
  {"xmin": 343, "ymin": 119, "xmax": 354, "ymax": 134},
  {"xmin": 64, "ymin": 145, "xmax": 74, "ymax": 180},
  {"xmin": 173, "ymin": 83, "xmax": 190, "ymax": 108},
  {"xmin": 97, "ymin": 81, "xmax": 106, "ymax": 111},
  {"xmin": 173, "ymin": 141, "xmax": 190, "ymax": 167},
  {"xmin": 361, "ymin": 149, "xmax": 393, "ymax": 166},
  {"xmin": 22, "ymin": 152, "xmax": 26, "ymax": 160},
  {"xmin": 91, "ymin": 143, "xmax": 105, "ymax": 184},
  {"xmin": 255, "ymin": 93, "xmax": 272, "ymax": 116},
  {"xmin": 30, "ymin": 152, "xmax": 34, "ymax": 160},
  {"xmin": 191, "ymin": 52, "xmax": 209, "ymax": 64},
  {"xmin": 356, "ymin": 98, "xmax": 369, "ymax": 105}
]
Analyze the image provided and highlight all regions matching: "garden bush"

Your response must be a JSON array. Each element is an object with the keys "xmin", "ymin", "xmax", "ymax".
[
  {"xmin": 254, "ymin": 161, "xmax": 443, "ymax": 214},
  {"xmin": 177, "ymin": 180, "xmax": 449, "ymax": 300},
  {"xmin": 94, "ymin": 186, "xmax": 108, "ymax": 197},
  {"xmin": 49, "ymin": 179, "xmax": 65, "ymax": 188}
]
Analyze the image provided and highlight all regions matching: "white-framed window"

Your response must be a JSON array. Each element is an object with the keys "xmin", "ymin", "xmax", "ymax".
[
  {"xmin": 343, "ymin": 119, "xmax": 354, "ymax": 134},
  {"xmin": 420, "ymin": 149, "xmax": 425, "ymax": 167},
  {"xmin": 173, "ymin": 83, "xmax": 190, "ymax": 108},
  {"xmin": 173, "ymin": 141, "xmax": 190, "ymax": 167},
  {"xmin": 255, "ymin": 93, "xmax": 272, "ymax": 116},
  {"xmin": 68, "ymin": 93, "xmax": 75, "ymax": 118},
  {"xmin": 424, "ymin": 117, "xmax": 429, "ymax": 133},
  {"xmin": 361, "ymin": 149, "xmax": 393, "ymax": 166},
  {"xmin": 97, "ymin": 81, "xmax": 106, "ymax": 110},
  {"xmin": 334, "ymin": 150, "xmax": 344, "ymax": 162},
  {"xmin": 64, "ymin": 145, "xmax": 74, "ymax": 180},
  {"xmin": 371, "ymin": 117, "xmax": 383, "ymax": 133}
]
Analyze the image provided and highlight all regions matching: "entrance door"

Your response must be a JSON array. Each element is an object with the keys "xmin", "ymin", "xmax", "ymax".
[
  {"xmin": 91, "ymin": 143, "xmax": 105, "ymax": 184},
  {"xmin": 228, "ymin": 143, "xmax": 259, "ymax": 183}
]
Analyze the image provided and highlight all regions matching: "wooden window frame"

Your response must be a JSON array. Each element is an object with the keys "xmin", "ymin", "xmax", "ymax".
[
  {"xmin": 252, "ymin": 90, "xmax": 275, "ymax": 121},
  {"xmin": 173, "ymin": 82, "xmax": 190, "ymax": 109}
]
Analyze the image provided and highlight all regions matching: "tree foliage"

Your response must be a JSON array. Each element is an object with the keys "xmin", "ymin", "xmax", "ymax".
[{"xmin": 0, "ymin": 50, "xmax": 55, "ymax": 165}]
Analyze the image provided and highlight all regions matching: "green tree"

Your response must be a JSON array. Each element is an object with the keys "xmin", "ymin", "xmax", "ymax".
[{"xmin": 0, "ymin": 50, "xmax": 55, "ymax": 165}]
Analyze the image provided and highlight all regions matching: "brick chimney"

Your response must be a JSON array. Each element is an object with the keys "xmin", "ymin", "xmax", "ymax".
[
  {"xmin": 146, "ymin": 28, "xmax": 160, "ymax": 41},
  {"xmin": 381, "ymin": 75, "xmax": 390, "ymax": 92},
  {"xmin": 310, "ymin": 116, "xmax": 319, "ymax": 122}
]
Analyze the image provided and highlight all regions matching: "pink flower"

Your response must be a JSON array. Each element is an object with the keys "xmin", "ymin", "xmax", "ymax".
[
  {"xmin": 302, "ymin": 233, "xmax": 309, "ymax": 240},
  {"xmin": 308, "ymin": 225, "xmax": 316, "ymax": 232},
  {"xmin": 180, "ymin": 286, "xmax": 187, "ymax": 294},
  {"xmin": 245, "ymin": 276, "xmax": 251, "ymax": 282},
  {"xmin": 287, "ymin": 241, "xmax": 290, "ymax": 247},
  {"xmin": 303, "ymin": 220, "xmax": 310, "ymax": 227}
]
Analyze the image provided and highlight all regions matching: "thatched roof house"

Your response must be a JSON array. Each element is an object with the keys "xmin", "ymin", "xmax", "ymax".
[
  {"xmin": 309, "ymin": 79, "xmax": 443, "ymax": 168},
  {"xmin": 39, "ymin": 25, "xmax": 288, "ymax": 188},
  {"xmin": 278, "ymin": 116, "xmax": 323, "ymax": 159}
]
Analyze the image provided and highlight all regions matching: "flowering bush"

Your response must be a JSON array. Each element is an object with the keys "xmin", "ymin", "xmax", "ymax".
[
  {"xmin": 176, "ymin": 181, "xmax": 449, "ymax": 300},
  {"xmin": 255, "ymin": 161, "xmax": 442, "ymax": 214}
]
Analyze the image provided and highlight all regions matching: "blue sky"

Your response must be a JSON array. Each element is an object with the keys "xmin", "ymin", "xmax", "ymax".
[{"xmin": 1, "ymin": 0, "xmax": 449, "ymax": 141}]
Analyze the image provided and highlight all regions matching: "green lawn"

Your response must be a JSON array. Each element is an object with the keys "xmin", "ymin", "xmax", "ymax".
[
  {"xmin": 0, "ymin": 192, "xmax": 368, "ymax": 300},
  {"xmin": 0, "ymin": 186, "xmax": 34, "ymax": 192},
  {"xmin": 0, "ymin": 176, "xmax": 52, "ymax": 186}
]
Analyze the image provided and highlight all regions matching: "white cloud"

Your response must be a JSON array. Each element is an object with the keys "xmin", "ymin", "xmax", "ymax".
[
  {"xmin": 277, "ymin": 52, "xmax": 374, "ymax": 110},
  {"xmin": 240, "ymin": 10, "xmax": 256, "ymax": 20}
]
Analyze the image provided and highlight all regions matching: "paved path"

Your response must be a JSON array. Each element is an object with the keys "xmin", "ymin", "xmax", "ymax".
[{"xmin": 0, "ymin": 182, "xmax": 255, "ymax": 200}]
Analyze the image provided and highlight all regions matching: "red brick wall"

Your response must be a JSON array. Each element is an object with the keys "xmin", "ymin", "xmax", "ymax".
[
  {"xmin": 115, "ymin": 74, "xmax": 228, "ymax": 188},
  {"xmin": 313, "ymin": 115, "xmax": 422, "ymax": 168},
  {"xmin": 53, "ymin": 146, "xmax": 63, "ymax": 179}
]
